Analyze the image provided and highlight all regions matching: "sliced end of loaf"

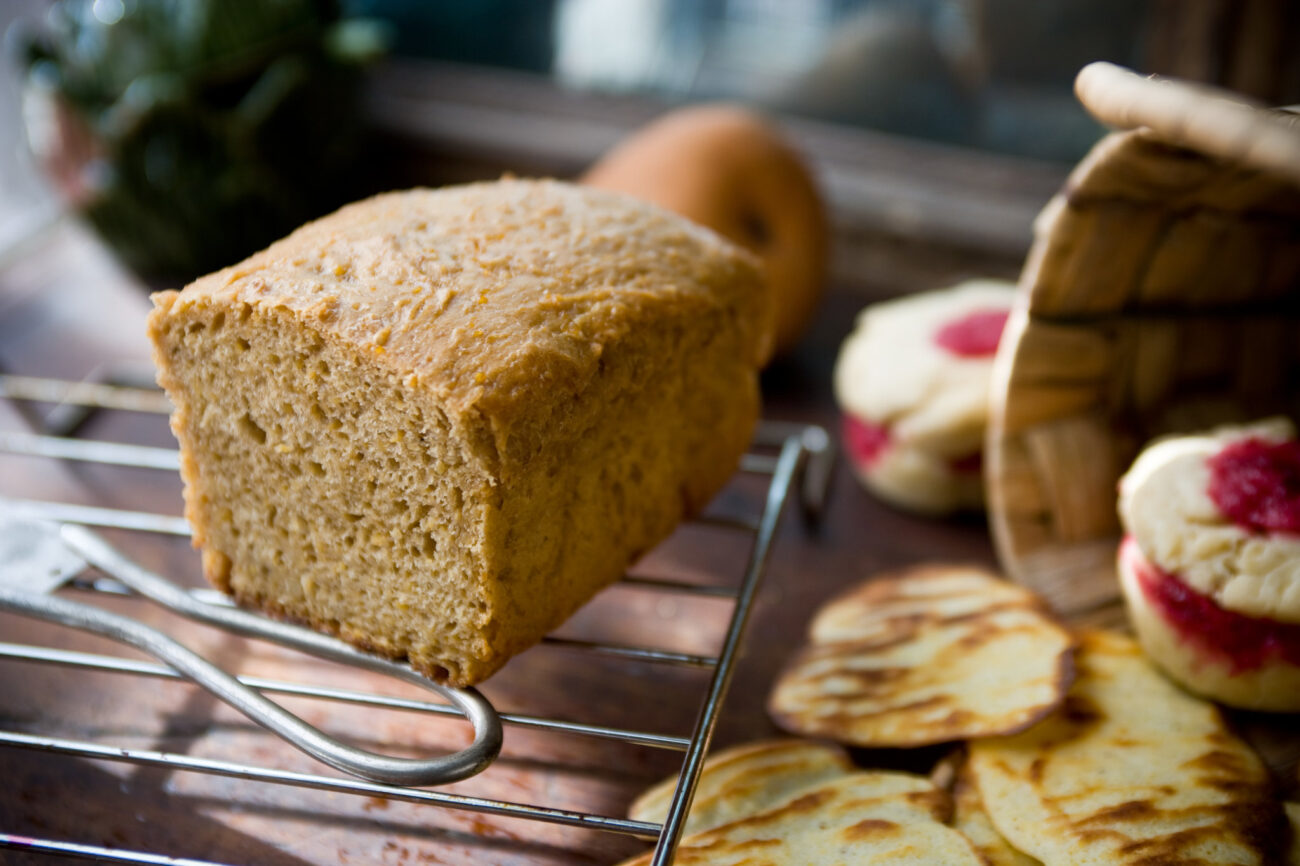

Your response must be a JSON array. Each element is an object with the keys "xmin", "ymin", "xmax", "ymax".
[{"xmin": 150, "ymin": 294, "xmax": 505, "ymax": 685}]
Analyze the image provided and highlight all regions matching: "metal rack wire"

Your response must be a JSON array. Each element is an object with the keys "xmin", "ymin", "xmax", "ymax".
[{"xmin": 0, "ymin": 372, "xmax": 832, "ymax": 866}]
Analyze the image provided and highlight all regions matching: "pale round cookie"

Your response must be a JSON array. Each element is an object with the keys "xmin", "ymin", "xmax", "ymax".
[
  {"xmin": 841, "ymin": 416, "xmax": 984, "ymax": 515},
  {"xmin": 834, "ymin": 280, "xmax": 1016, "ymax": 513},
  {"xmin": 1118, "ymin": 418, "xmax": 1300, "ymax": 621},
  {"xmin": 1118, "ymin": 537, "xmax": 1300, "ymax": 712},
  {"xmin": 1118, "ymin": 419, "xmax": 1300, "ymax": 712}
]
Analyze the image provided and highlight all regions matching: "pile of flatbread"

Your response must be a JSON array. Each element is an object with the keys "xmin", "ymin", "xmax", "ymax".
[
  {"xmin": 958, "ymin": 629, "xmax": 1288, "ymax": 865},
  {"xmin": 621, "ymin": 739, "xmax": 986, "ymax": 865},
  {"xmin": 768, "ymin": 564, "xmax": 1075, "ymax": 747},
  {"xmin": 618, "ymin": 565, "xmax": 1295, "ymax": 865}
]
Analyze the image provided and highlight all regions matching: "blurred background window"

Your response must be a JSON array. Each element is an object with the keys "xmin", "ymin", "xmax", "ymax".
[
  {"xmin": 3, "ymin": 0, "xmax": 1297, "ymax": 287},
  {"xmin": 344, "ymin": 0, "xmax": 1299, "ymax": 164}
]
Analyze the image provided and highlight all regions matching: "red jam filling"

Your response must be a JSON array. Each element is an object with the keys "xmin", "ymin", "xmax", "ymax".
[
  {"xmin": 1122, "ymin": 536, "xmax": 1300, "ymax": 673},
  {"xmin": 842, "ymin": 414, "xmax": 891, "ymax": 468},
  {"xmin": 1207, "ymin": 436, "xmax": 1300, "ymax": 536},
  {"xmin": 841, "ymin": 415, "xmax": 981, "ymax": 474},
  {"xmin": 933, "ymin": 308, "xmax": 1010, "ymax": 358}
]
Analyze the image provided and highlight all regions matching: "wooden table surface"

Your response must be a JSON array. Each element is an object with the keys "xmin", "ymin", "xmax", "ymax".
[{"xmin": 1, "ymin": 216, "xmax": 1295, "ymax": 865}]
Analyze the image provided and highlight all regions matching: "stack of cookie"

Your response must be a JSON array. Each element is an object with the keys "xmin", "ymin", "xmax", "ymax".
[
  {"xmin": 834, "ymin": 280, "xmax": 1016, "ymax": 515},
  {"xmin": 622, "ymin": 739, "xmax": 986, "ymax": 864},
  {"xmin": 1118, "ymin": 419, "xmax": 1300, "ymax": 712}
]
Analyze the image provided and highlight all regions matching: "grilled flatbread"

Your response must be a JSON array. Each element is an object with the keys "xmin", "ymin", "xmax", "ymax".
[
  {"xmin": 769, "ymin": 565, "xmax": 1074, "ymax": 746},
  {"xmin": 952, "ymin": 761, "xmax": 1042, "ymax": 866},
  {"xmin": 628, "ymin": 739, "xmax": 852, "ymax": 836},
  {"xmin": 618, "ymin": 771, "xmax": 984, "ymax": 866},
  {"xmin": 808, "ymin": 564, "xmax": 1042, "ymax": 644},
  {"xmin": 969, "ymin": 629, "xmax": 1285, "ymax": 866}
]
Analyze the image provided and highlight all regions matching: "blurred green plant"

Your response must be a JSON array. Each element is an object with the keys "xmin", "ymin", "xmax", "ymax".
[{"xmin": 22, "ymin": 0, "xmax": 388, "ymax": 281}]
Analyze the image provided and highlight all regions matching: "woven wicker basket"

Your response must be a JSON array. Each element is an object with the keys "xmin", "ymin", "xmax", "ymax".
[{"xmin": 987, "ymin": 62, "xmax": 1300, "ymax": 615}]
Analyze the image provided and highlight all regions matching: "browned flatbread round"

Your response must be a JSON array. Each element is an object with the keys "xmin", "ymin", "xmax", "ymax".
[
  {"xmin": 969, "ymin": 630, "xmax": 1286, "ymax": 866},
  {"xmin": 618, "ymin": 771, "xmax": 984, "ymax": 866},
  {"xmin": 952, "ymin": 760, "xmax": 1042, "ymax": 866},
  {"xmin": 768, "ymin": 565, "xmax": 1075, "ymax": 747},
  {"xmin": 807, "ymin": 563, "xmax": 1053, "ymax": 644},
  {"xmin": 628, "ymin": 739, "xmax": 852, "ymax": 836}
]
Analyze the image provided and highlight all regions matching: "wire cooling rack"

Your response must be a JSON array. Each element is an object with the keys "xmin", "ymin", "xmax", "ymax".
[{"xmin": 0, "ymin": 370, "xmax": 832, "ymax": 866}]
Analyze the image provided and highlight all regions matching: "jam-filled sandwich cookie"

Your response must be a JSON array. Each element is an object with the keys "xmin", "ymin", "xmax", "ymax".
[
  {"xmin": 1118, "ymin": 418, "xmax": 1300, "ymax": 712},
  {"xmin": 833, "ymin": 280, "xmax": 1016, "ymax": 515}
]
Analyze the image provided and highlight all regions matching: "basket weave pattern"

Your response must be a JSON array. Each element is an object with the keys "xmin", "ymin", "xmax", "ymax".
[{"xmin": 988, "ymin": 64, "xmax": 1300, "ymax": 614}]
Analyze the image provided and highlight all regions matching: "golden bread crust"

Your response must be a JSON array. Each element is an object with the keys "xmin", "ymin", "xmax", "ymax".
[
  {"xmin": 162, "ymin": 179, "xmax": 765, "ymax": 474},
  {"xmin": 149, "ymin": 179, "xmax": 767, "ymax": 686}
]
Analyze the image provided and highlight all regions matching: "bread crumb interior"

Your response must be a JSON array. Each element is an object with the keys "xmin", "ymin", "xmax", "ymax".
[{"xmin": 159, "ymin": 300, "xmax": 493, "ymax": 683}]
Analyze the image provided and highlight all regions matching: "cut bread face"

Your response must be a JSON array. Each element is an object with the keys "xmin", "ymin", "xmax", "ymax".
[
  {"xmin": 768, "ymin": 565, "xmax": 1075, "ymax": 747},
  {"xmin": 153, "ymin": 299, "xmax": 502, "ymax": 684},
  {"xmin": 969, "ymin": 630, "xmax": 1285, "ymax": 866}
]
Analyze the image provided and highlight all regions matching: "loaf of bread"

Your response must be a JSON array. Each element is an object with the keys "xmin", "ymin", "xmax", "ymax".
[{"xmin": 148, "ymin": 179, "xmax": 769, "ymax": 686}]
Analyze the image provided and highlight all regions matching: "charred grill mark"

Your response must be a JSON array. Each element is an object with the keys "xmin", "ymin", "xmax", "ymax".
[
  {"xmin": 828, "ymin": 600, "xmax": 1042, "ymax": 641},
  {"xmin": 1060, "ymin": 694, "xmax": 1103, "ymax": 727},
  {"xmin": 1072, "ymin": 825, "xmax": 1132, "ymax": 847},
  {"xmin": 1076, "ymin": 799, "xmax": 1160, "ymax": 825},
  {"xmin": 804, "ymin": 664, "xmax": 910, "ymax": 690},
  {"xmin": 840, "ymin": 818, "xmax": 899, "ymax": 840},
  {"xmin": 813, "ymin": 629, "xmax": 928, "ymax": 655},
  {"xmin": 936, "ymin": 600, "xmax": 1038, "ymax": 626},
  {"xmin": 774, "ymin": 789, "xmax": 832, "ymax": 815},
  {"xmin": 1115, "ymin": 821, "xmax": 1277, "ymax": 863},
  {"xmin": 817, "ymin": 695, "xmax": 950, "ymax": 722},
  {"xmin": 704, "ymin": 787, "xmax": 840, "ymax": 835},
  {"xmin": 901, "ymin": 706, "xmax": 980, "ymax": 734},
  {"xmin": 1187, "ymin": 745, "xmax": 1266, "ymax": 788},
  {"xmin": 905, "ymin": 787, "xmax": 952, "ymax": 821},
  {"xmin": 955, "ymin": 627, "xmax": 998, "ymax": 650}
]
